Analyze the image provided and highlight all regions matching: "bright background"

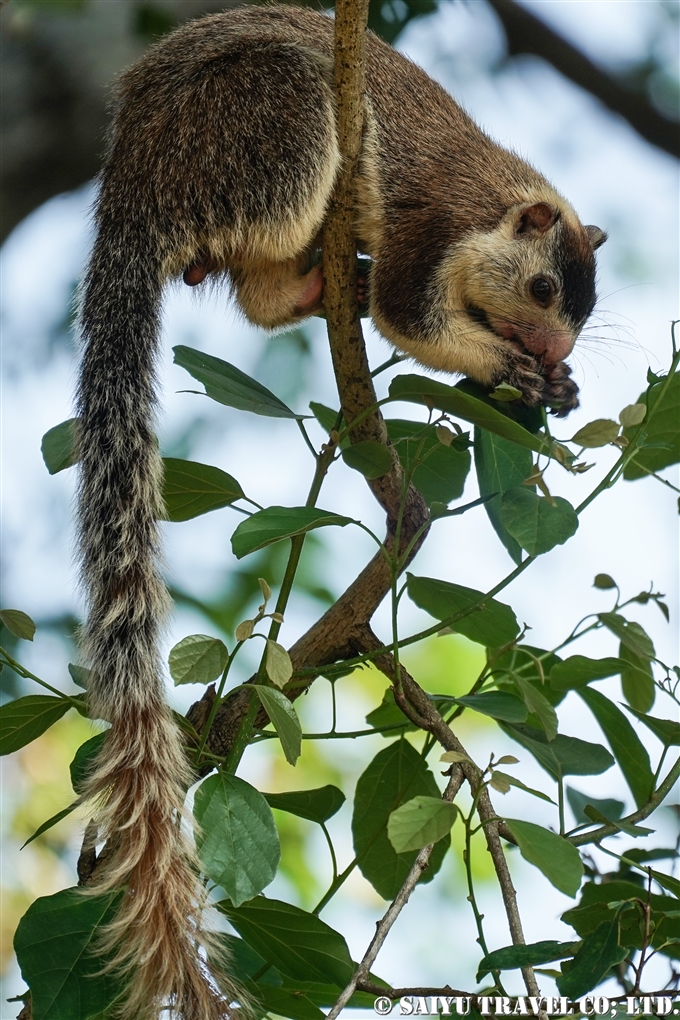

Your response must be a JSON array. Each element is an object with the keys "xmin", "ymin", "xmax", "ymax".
[{"xmin": 1, "ymin": 1, "xmax": 678, "ymax": 1015}]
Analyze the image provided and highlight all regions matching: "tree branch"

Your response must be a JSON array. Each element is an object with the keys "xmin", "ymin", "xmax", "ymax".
[
  {"xmin": 569, "ymin": 753, "xmax": 680, "ymax": 847},
  {"xmin": 488, "ymin": 0, "xmax": 679, "ymax": 159},
  {"xmin": 191, "ymin": 0, "xmax": 430, "ymax": 762},
  {"xmin": 356, "ymin": 981, "xmax": 474, "ymax": 1000}
]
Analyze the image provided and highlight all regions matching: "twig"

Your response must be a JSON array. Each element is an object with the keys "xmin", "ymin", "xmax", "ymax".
[
  {"xmin": 487, "ymin": 0, "xmax": 680, "ymax": 159},
  {"xmin": 632, "ymin": 871, "xmax": 654, "ymax": 995},
  {"xmin": 569, "ymin": 754, "xmax": 680, "ymax": 846},
  {"xmin": 326, "ymin": 770, "xmax": 464, "ymax": 1020},
  {"xmin": 361, "ymin": 629, "xmax": 541, "ymax": 999},
  {"xmin": 357, "ymin": 980, "xmax": 475, "ymax": 1000},
  {"xmin": 475, "ymin": 787, "xmax": 540, "ymax": 998}
]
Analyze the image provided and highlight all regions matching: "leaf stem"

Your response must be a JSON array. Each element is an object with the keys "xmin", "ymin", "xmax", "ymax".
[
  {"xmin": 296, "ymin": 418, "xmax": 319, "ymax": 459},
  {"xmin": 216, "ymin": 437, "xmax": 338, "ymax": 774},
  {"xmin": 0, "ymin": 648, "xmax": 83, "ymax": 707},
  {"xmin": 193, "ymin": 640, "xmax": 244, "ymax": 765},
  {"xmin": 371, "ymin": 352, "xmax": 405, "ymax": 378},
  {"xmin": 313, "ymin": 857, "xmax": 358, "ymax": 915},
  {"xmin": 252, "ymin": 721, "xmax": 410, "ymax": 740},
  {"xmin": 558, "ymin": 778, "xmax": 565, "ymax": 836},
  {"xmin": 320, "ymin": 821, "xmax": 339, "ymax": 884}
]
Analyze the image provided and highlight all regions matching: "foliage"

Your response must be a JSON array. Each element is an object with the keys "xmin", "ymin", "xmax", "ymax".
[{"xmin": 3, "ymin": 316, "xmax": 679, "ymax": 1017}]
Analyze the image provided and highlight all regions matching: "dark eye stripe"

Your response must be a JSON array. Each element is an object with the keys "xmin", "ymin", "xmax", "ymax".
[{"xmin": 555, "ymin": 225, "xmax": 597, "ymax": 328}]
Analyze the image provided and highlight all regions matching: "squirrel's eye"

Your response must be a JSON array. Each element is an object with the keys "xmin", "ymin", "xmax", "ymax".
[{"xmin": 530, "ymin": 277, "xmax": 554, "ymax": 305}]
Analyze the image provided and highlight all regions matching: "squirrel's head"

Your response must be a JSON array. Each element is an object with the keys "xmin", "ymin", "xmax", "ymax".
[{"xmin": 443, "ymin": 198, "xmax": 607, "ymax": 371}]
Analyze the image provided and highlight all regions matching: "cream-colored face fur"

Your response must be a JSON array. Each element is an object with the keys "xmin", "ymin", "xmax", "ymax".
[{"xmin": 416, "ymin": 198, "xmax": 597, "ymax": 380}]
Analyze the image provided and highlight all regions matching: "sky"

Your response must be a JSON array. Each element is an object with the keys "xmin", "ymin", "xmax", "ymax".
[{"xmin": 1, "ymin": 1, "xmax": 679, "ymax": 1015}]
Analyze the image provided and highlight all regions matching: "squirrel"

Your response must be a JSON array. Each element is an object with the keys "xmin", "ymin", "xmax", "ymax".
[{"xmin": 75, "ymin": 5, "xmax": 606, "ymax": 1018}]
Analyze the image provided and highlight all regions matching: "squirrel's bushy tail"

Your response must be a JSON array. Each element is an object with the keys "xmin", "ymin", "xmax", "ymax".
[{"xmin": 77, "ymin": 214, "xmax": 232, "ymax": 1019}]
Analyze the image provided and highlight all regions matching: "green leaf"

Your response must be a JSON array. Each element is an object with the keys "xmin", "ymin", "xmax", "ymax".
[
  {"xmin": 255, "ymin": 686, "xmax": 302, "ymax": 766},
  {"xmin": 365, "ymin": 688, "xmax": 414, "ymax": 733},
  {"xmin": 161, "ymin": 458, "xmax": 244, "ymax": 521},
  {"xmin": 494, "ymin": 646, "xmax": 566, "ymax": 706},
  {"xmin": 388, "ymin": 374, "xmax": 551, "ymax": 454},
  {"xmin": 264, "ymin": 786, "xmax": 345, "ymax": 824},
  {"xmin": 0, "ymin": 609, "xmax": 36, "ymax": 641},
  {"xmin": 624, "ymin": 847, "xmax": 679, "ymax": 864},
  {"xmin": 265, "ymin": 640, "xmax": 293, "ymax": 689},
  {"xmin": 68, "ymin": 664, "xmax": 92, "ymax": 690},
  {"xmin": 386, "ymin": 419, "xmax": 471, "ymax": 505},
  {"xmin": 582, "ymin": 805, "xmax": 653, "ymax": 837},
  {"xmin": 193, "ymin": 772, "xmax": 280, "ymax": 907},
  {"xmin": 477, "ymin": 940, "xmax": 580, "ymax": 980},
  {"xmin": 341, "ymin": 440, "xmax": 394, "ymax": 479},
  {"xmin": 173, "ymin": 346, "xmax": 303, "ymax": 419},
  {"xmin": 451, "ymin": 691, "xmax": 527, "ymax": 723},
  {"xmin": 247, "ymin": 982, "xmax": 325, "ymax": 1020},
  {"xmin": 456, "ymin": 377, "xmax": 545, "ymax": 432},
  {"xmin": 13, "ymin": 888, "xmax": 121, "ymax": 1020},
  {"xmin": 623, "ymin": 706, "xmax": 680, "ymax": 746},
  {"xmin": 511, "ymin": 674, "xmax": 558, "ymax": 740},
  {"xmin": 352, "ymin": 740, "xmax": 449, "ymax": 900},
  {"xmin": 563, "ymin": 880, "xmax": 680, "ymax": 957},
  {"xmin": 650, "ymin": 869, "xmax": 680, "ymax": 899},
  {"xmin": 566, "ymin": 787, "xmax": 624, "ymax": 826},
  {"xmin": 500, "ymin": 488, "xmax": 578, "ymax": 556},
  {"xmin": 549, "ymin": 656, "xmax": 627, "ymax": 692},
  {"xmin": 217, "ymin": 932, "xmax": 282, "ymax": 985},
  {"xmin": 619, "ymin": 403, "xmax": 646, "ymax": 428},
  {"xmin": 41, "ymin": 418, "xmax": 80, "ymax": 474},
  {"xmin": 623, "ymin": 370, "xmax": 680, "ymax": 479},
  {"xmin": 0, "ymin": 696, "xmax": 72, "ymax": 755},
  {"xmin": 577, "ymin": 687, "xmax": 653, "ymax": 808},
  {"xmin": 474, "ymin": 428, "xmax": 533, "ymax": 565},
  {"xmin": 231, "ymin": 506, "xmax": 353, "ymax": 559},
  {"xmin": 273, "ymin": 981, "xmax": 377, "ymax": 1011},
  {"xmin": 619, "ymin": 642, "xmax": 655, "ymax": 713},
  {"xmin": 504, "ymin": 818, "xmax": 583, "ymax": 897},
  {"xmin": 168, "ymin": 634, "xmax": 228, "ymax": 686},
  {"xmin": 598, "ymin": 613, "xmax": 655, "ymax": 660},
  {"xmin": 406, "ymin": 574, "xmax": 519, "ymax": 646},
  {"xmin": 502, "ymin": 723, "xmax": 614, "ymax": 780},
  {"xmin": 491, "ymin": 771, "xmax": 555, "ymax": 804},
  {"xmin": 387, "ymin": 795, "xmax": 459, "ymax": 852},
  {"xmin": 70, "ymin": 733, "xmax": 107, "ymax": 794},
  {"xmin": 21, "ymin": 804, "xmax": 79, "ymax": 849},
  {"xmin": 309, "ymin": 402, "xmax": 342, "ymax": 437},
  {"xmin": 557, "ymin": 919, "xmax": 628, "ymax": 998},
  {"xmin": 570, "ymin": 419, "xmax": 620, "ymax": 448},
  {"xmin": 594, "ymin": 573, "xmax": 617, "ymax": 589},
  {"xmin": 219, "ymin": 897, "xmax": 354, "ymax": 987},
  {"xmin": 490, "ymin": 382, "xmax": 523, "ymax": 402}
]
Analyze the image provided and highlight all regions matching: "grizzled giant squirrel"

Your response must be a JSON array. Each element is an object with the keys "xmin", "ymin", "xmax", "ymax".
[{"xmin": 76, "ymin": 6, "xmax": 606, "ymax": 1018}]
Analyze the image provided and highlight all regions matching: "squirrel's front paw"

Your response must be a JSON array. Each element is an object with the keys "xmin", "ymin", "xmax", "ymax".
[
  {"xmin": 504, "ymin": 352, "xmax": 552, "ymax": 409},
  {"xmin": 504, "ymin": 353, "xmax": 579, "ymax": 416},
  {"xmin": 544, "ymin": 361, "xmax": 579, "ymax": 417}
]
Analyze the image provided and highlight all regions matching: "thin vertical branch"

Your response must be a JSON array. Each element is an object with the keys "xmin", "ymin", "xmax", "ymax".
[
  {"xmin": 326, "ymin": 770, "xmax": 464, "ymax": 1020},
  {"xmin": 360, "ymin": 628, "xmax": 541, "ymax": 999}
]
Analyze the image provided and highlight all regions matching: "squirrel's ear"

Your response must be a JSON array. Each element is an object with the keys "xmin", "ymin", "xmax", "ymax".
[
  {"xmin": 585, "ymin": 224, "xmax": 608, "ymax": 250},
  {"xmin": 514, "ymin": 202, "xmax": 559, "ymax": 238}
]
